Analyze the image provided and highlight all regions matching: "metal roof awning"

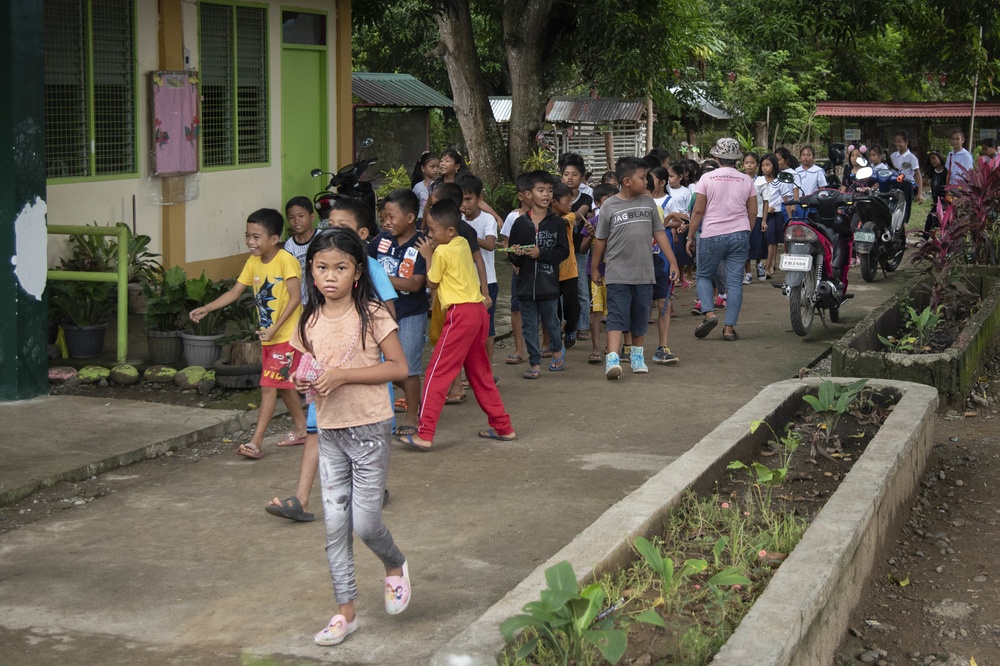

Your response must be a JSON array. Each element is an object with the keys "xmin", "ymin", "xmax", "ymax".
[
  {"xmin": 352, "ymin": 73, "xmax": 453, "ymax": 108},
  {"xmin": 490, "ymin": 96, "xmax": 645, "ymax": 124},
  {"xmin": 815, "ymin": 101, "xmax": 1000, "ymax": 118},
  {"xmin": 668, "ymin": 86, "xmax": 731, "ymax": 120}
]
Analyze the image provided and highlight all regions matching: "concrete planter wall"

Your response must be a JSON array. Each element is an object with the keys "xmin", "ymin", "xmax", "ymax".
[
  {"xmin": 832, "ymin": 268, "xmax": 1000, "ymax": 408},
  {"xmin": 433, "ymin": 378, "xmax": 938, "ymax": 666}
]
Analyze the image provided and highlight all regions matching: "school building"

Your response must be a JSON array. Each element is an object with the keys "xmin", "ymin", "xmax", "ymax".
[{"xmin": 1, "ymin": 0, "xmax": 353, "ymax": 400}]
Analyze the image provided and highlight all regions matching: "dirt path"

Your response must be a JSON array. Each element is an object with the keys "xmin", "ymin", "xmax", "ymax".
[{"xmin": 836, "ymin": 355, "xmax": 1000, "ymax": 666}]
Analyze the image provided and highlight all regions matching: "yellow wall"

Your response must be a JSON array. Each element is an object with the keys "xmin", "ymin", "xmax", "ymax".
[{"xmin": 46, "ymin": 0, "xmax": 343, "ymax": 281}]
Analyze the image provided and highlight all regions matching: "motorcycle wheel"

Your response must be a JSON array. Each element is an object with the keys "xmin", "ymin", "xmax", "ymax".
[
  {"xmin": 789, "ymin": 271, "xmax": 816, "ymax": 336},
  {"xmin": 880, "ymin": 241, "xmax": 904, "ymax": 272},
  {"xmin": 859, "ymin": 252, "xmax": 878, "ymax": 282}
]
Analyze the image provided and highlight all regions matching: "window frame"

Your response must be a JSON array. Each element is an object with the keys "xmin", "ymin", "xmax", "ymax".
[
  {"xmin": 198, "ymin": 0, "xmax": 271, "ymax": 172},
  {"xmin": 44, "ymin": 0, "xmax": 140, "ymax": 184}
]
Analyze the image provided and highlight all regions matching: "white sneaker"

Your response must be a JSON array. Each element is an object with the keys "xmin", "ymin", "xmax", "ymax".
[
  {"xmin": 743, "ymin": 273, "xmax": 753, "ymax": 285},
  {"xmin": 385, "ymin": 560, "xmax": 411, "ymax": 615},
  {"xmin": 315, "ymin": 614, "xmax": 359, "ymax": 646}
]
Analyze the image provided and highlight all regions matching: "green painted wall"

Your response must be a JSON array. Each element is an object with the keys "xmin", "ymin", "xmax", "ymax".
[{"xmin": 0, "ymin": 0, "xmax": 49, "ymax": 401}]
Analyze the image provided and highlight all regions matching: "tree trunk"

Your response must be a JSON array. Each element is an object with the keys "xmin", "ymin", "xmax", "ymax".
[
  {"xmin": 435, "ymin": 1, "xmax": 511, "ymax": 186},
  {"xmin": 754, "ymin": 120, "xmax": 768, "ymax": 151},
  {"xmin": 502, "ymin": 0, "xmax": 553, "ymax": 177}
]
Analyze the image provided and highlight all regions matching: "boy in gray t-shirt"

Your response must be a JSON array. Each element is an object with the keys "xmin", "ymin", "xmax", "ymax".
[{"xmin": 591, "ymin": 156, "xmax": 678, "ymax": 379}]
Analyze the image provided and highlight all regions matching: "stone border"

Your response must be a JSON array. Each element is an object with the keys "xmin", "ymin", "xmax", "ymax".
[
  {"xmin": 432, "ymin": 378, "xmax": 938, "ymax": 666},
  {"xmin": 832, "ymin": 269, "xmax": 1000, "ymax": 408}
]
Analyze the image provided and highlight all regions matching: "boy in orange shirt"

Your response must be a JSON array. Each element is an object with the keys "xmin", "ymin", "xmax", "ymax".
[{"xmin": 395, "ymin": 199, "xmax": 515, "ymax": 450}]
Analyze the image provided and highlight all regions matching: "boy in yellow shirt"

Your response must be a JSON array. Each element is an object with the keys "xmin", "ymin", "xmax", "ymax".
[
  {"xmin": 190, "ymin": 208, "xmax": 307, "ymax": 459},
  {"xmin": 395, "ymin": 200, "xmax": 515, "ymax": 450}
]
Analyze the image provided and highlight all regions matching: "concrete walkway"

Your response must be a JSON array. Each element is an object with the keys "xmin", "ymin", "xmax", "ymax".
[{"xmin": 0, "ymin": 266, "xmax": 916, "ymax": 664}]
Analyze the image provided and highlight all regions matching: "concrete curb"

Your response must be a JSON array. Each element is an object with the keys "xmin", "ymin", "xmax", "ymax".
[
  {"xmin": 0, "ymin": 409, "xmax": 255, "ymax": 508},
  {"xmin": 432, "ymin": 378, "xmax": 938, "ymax": 666}
]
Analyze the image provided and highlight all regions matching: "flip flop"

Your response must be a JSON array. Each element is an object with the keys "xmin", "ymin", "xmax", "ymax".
[
  {"xmin": 724, "ymin": 330, "xmax": 740, "ymax": 341},
  {"xmin": 393, "ymin": 398, "xmax": 408, "ymax": 413},
  {"xmin": 237, "ymin": 442, "xmax": 263, "ymax": 459},
  {"xmin": 478, "ymin": 428, "xmax": 517, "ymax": 441},
  {"xmin": 276, "ymin": 432, "xmax": 306, "ymax": 447},
  {"xmin": 445, "ymin": 394, "xmax": 467, "ymax": 404},
  {"xmin": 588, "ymin": 352, "xmax": 602, "ymax": 364},
  {"xmin": 548, "ymin": 348, "xmax": 566, "ymax": 371},
  {"xmin": 505, "ymin": 354, "xmax": 524, "ymax": 365},
  {"xmin": 265, "ymin": 496, "xmax": 315, "ymax": 522},
  {"xmin": 522, "ymin": 368, "xmax": 540, "ymax": 380},
  {"xmin": 394, "ymin": 424, "xmax": 417, "ymax": 436},
  {"xmin": 695, "ymin": 317, "xmax": 719, "ymax": 339},
  {"xmin": 396, "ymin": 433, "xmax": 431, "ymax": 451}
]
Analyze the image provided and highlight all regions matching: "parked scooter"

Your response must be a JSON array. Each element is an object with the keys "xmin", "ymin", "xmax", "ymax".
[
  {"xmin": 311, "ymin": 138, "xmax": 377, "ymax": 220},
  {"xmin": 851, "ymin": 159, "xmax": 909, "ymax": 282},
  {"xmin": 774, "ymin": 169, "xmax": 870, "ymax": 336}
]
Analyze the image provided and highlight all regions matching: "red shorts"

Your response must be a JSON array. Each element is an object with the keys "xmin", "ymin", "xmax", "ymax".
[{"xmin": 260, "ymin": 341, "xmax": 300, "ymax": 389}]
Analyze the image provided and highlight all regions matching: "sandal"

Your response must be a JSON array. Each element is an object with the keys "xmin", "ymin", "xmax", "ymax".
[
  {"xmin": 522, "ymin": 368, "xmax": 540, "ymax": 380},
  {"xmin": 445, "ymin": 393, "xmax": 467, "ymax": 404},
  {"xmin": 265, "ymin": 496, "xmax": 315, "ymax": 522},
  {"xmin": 276, "ymin": 432, "xmax": 306, "ymax": 447},
  {"xmin": 478, "ymin": 428, "xmax": 517, "ymax": 441},
  {"xmin": 394, "ymin": 424, "xmax": 417, "ymax": 436},
  {"xmin": 393, "ymin": 398, "xmax": 408, "ymax": 413},
  {"xmin": 237, "ymin": 442, "xmax": 263, "ymax": 459},
  {"xmin": 695, "ymin": 317, "xmax": 719, "ymax": 339},
  {"xmin": 505, "ymin": 354, "xmax": 524, "ymax": 365},
  {"xmin": 548, "ymin": 348, "xmax": 566, "ymax": 371},
  {"xmin": 577, "ymin": 331, "xmax": 591, "ymax": 341},
  {"xmin": 396, "ymin": 433, "xmax": 431, "ymax": 451},
  {"xmin": 588, "ymin": 352, "xmax": 603, "ymax": 364}
]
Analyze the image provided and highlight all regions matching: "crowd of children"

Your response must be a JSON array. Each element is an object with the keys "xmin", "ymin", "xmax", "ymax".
[{"xmin": 188, "ymin": 130, "xmax": 994, "ymax": 648}]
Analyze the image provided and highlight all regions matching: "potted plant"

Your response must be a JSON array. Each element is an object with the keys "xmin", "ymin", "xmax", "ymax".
[
  {"xmin": 212, "ymin": 291, "xmax": 263, "ymax": 389},
  {"xmin": 49, "ymin": 226, "xmax": 118, "ymax": 358},
  {"xmin": 49, "ymin": 281, "xmax": 114, "ymax": 358},
  {"xmin": 180, "ymin": 272, "xmax": 230, "ymax": 367},
  {"xmin": 120, "ymin": 227, "xmax": 161, "ymax": 314},
  {"xmin": 143, "ymin": 265, "xmax": 188, "ymax": 364}
]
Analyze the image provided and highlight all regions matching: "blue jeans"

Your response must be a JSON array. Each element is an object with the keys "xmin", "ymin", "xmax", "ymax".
[
  {"xmin": 576, "ymin": 255, "xmax": 590, "ymax": 331},
  {"xmin": 696, "ymin": 231, "xmax": 749, "ymax": 327},
  {"xmin": 520, "ymin": 298, "xmax": 562, "ymax": 367}
]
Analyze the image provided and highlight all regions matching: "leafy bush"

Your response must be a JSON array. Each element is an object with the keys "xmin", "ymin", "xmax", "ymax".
[
  {"xmin": 184, "ymin": 272, "xmax": 231, "ymax": 335},
  {"xmin": 375, "ymin": 165, "xmax": 412, "ymax": 200}
]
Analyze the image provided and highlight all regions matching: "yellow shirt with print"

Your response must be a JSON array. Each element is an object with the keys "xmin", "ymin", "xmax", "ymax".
[
  {"xmin": 427, "ymin": 235, "xmax": 484, "ymax": 310},
  {"xmin": 237, "ymin": 249, "xmax": 302, "ymax": 345}
]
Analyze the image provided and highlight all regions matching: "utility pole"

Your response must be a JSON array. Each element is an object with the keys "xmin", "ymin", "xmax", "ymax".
[
  {"xmin": 970, "ymin": 26, "xmax": 983, "ymax": 143},
  {"xmin": 0, "ymin": 0, "xmax": 49, "ymax": 401}
]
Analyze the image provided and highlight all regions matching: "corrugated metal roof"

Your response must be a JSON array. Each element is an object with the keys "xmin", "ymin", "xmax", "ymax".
[
  {"xmin": 667, "ymin": 86, "xmax": 731, "ymax": 120},
  {"xmin": 815, "ymin": 101, "xmax": 1000, "ymax": 118},
  {"xmin": 489, "ymin": 96, "xmax": 645, "ymax": 124},
  {"xmin": 547, "ymin": 97, "xmax": 645, "ymax": 123},
  {"xmin": 490, "ymin": 97, "xmax": 513, "ymax": 123},
  {"xmin": 352, "ymin": 73, "xmax": 453, "ymax": 108}
]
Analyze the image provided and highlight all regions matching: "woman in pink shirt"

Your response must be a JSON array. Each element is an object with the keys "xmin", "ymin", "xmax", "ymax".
[{"xmin": 685, "ymin": 138, "xmax": 757, "ymax": 341}]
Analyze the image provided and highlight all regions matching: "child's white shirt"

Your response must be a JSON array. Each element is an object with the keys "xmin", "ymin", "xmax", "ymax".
[
  {"xmin": 465, "ymin": 210, "xmax": 498, "ymax": 284},
  {"xmin": 794, "ymin": 164, "xmax": 827, "ymax": 196},
  {"xmin": 758, "ymin": 176, "xmax": 783, "ymax": 211},
  {"xmin": 500, "ymin": 210, "xmax": 521, "ymax": 238},
  {"xmin": 668, "ymin": 185, "xmax": 691, "ymax": 214},
  {"xmin": 946, "ymin": 148, "xmax": 974, "ymax": 185},
  {"xmin": 890, "ymin": 150, "xmax": 919, "ymax": 181}
]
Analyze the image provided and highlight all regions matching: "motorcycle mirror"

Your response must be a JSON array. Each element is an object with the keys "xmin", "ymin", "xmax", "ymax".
[
  {"xmin": 361, "ymin": 137, "xmax": 374, "ymax": 149},
  {"xmin": 855, "ymin": 157, "xmax": 869, "ymax": 167},
  {"xmin": 856, "ymin": 166, "xmax": 873, "ymax": 180},
  {"xmin": 776, "ymin": 172, "xmax": 796, "ymax": 184},
  {"xmin": 310, "ymin": 168, "xmax": 322, "ymax": 178}
]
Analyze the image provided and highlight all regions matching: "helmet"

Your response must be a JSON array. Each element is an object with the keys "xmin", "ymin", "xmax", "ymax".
[{"xmin": 828, "ymin": 143, "xmax": 846, "ymax": 166}]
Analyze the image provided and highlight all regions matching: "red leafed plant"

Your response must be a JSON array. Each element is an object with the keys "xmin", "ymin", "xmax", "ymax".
[
  {"xmin": 949, "ymin": 154, "xmax": 1000, "ymax": 265},
  {"xmin": 909, "ymin": 201, "xmax": 974, "ymax": 319}
]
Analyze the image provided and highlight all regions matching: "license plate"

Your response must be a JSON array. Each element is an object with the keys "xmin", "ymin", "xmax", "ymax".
[
  {"xmin": 853, "ymin": 231, "xmax": 876, "ymax": 243},
  {"xmin": 779, "ymin": 254, "xmax": 812, "ymax": 272}
]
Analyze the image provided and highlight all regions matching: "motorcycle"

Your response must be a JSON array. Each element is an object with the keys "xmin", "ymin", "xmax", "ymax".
[
  {"xmin": 819, "ymin": 142, "xmax": 847, "ymax": 191},
  {"xmin": 851, "ymin": 161, "xmax": 911, "ymax": 281},
  {"xmin": 774, "ymin": 169, "xmax": 870, "ymax": 336},
  {"xmin": 310, "ymin": 137, "xmax": 377, "ymax": 220}
]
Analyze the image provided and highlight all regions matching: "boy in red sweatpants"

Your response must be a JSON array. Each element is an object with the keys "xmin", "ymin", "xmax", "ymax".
[{"xmin": 396, "ymin": 199, "xmax": 516, "ymax": 450}]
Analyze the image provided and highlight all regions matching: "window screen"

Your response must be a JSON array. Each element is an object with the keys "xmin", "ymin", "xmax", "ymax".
[
  {"xmin": 199, "ymin": 3, "xmax": 268, "ymax": 168},
  {"xmin": 44, "ymin": 0, "xmax": 136, "ymax": 179}
]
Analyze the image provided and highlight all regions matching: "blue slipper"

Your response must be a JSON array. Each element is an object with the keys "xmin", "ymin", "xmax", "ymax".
[
  {"xmin": 396, "ymin": 433, "xmax": 431, "ymax": 451},
  {"xmin": 478, "ymin": 428, "xmax": 517, "ymax": 441},
  {"xmin": 548, "ymin": 347, "xmax": 566, "ymax": 371}
]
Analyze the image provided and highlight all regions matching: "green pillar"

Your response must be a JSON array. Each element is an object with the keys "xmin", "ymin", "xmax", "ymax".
[{"xmin": 0, "ymin": 0, "xmax": 48, "ymax": 401}]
